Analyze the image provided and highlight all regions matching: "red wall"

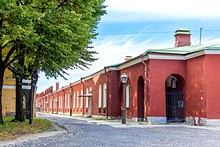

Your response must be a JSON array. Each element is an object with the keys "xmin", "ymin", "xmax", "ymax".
[
  {"xmin": 185, "ymin": 55, "xmax": 206, "ymax": 118},
  {"xmin": 108, "ymin": 70, "xmax": 120, "ymax": 117},
  {"xmin": 204, "ymin": 55, "xmax": 220, "ymax": 119},
  {"xmin": 119, "ymin": 62, "xmax": 145, "ymax": 119},
  {"xmin": 147, "ymin": 59, "xmax": 186, "ymax": 117},
  {"xmin": 89, "ymin": 72, "xmax": 107, "ymax": 116}
]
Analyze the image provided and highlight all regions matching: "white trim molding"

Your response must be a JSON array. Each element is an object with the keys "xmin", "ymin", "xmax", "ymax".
[
  {"xmin": 147, "ymin": 117, "xmax": 167, "ymax": 124},
  {"xmin": 201, "ymin": 118, "xmax": 220, "ymax": 126},
  {"xmin": 148, "ymin": 54, "xmax": 185, "ymax": 60},
  {"xmin": 185, "ymin": 117, "xmax": 220, "ymax": 126},
  {"xmin": 3, "ymin": 85, "xmax": 16, "ymax": 89}
]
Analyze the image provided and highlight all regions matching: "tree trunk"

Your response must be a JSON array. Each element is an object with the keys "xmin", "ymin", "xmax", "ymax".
[
  {"xmin": 15, "ymin": 53, "xmax": 25, "ymax": 122},
  {"xmin": 15, "ymin": 76, "xmax": 25, "ymax": 122},
  {"xmin": 0, "ymin": 71, "xmax": 4, "ymax": 124},
  {"xmin": 25, "ymin": 90, "xmax": 30, "ymax": 119}
]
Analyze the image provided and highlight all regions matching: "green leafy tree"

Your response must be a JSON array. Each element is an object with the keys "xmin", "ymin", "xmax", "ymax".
[{"xmin": 0, "ymin": 0, "xmax": 106, "ymax": 124}]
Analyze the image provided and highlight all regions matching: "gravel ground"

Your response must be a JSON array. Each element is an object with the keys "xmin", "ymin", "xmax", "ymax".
[{"xmin": 1, "ymin": 113, "xmax": 220, "ymax": 147}]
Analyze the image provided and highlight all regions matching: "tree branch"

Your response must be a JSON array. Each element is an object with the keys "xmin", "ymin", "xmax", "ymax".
[
  {"xmin": 3, "ymin": 46, "xmax": 16, "ymax": 65},
  {"xmin": 1, "ymin": 40, "xmax": 15, "ymax": 50},
  {"xmin": 7, "ymin": 65, "xmax": 16, "ymax": 75}
]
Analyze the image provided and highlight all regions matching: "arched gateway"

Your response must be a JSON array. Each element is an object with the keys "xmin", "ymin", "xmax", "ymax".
[
  {"xmin": 137, "ymin": 76, "xmax": 144, "ymax": 121},
  {"xmin": 165, "ymin": 74, "xmax": 185, "ymax": 122}
]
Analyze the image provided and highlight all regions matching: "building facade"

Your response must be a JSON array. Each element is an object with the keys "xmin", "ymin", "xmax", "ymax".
[
  {"xmin": 36, "ymin": 29, "xmax": 220, "ymax": 126},
  {"xmin": 2, "ymin": 69, "xmax": 16, "ymax": 116}
]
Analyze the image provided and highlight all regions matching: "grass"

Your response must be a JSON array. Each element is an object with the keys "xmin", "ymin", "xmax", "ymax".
[
  {"xmin": 0, "ymin": 117, "xmax": 51, "ymax": 141},
  {"xmin": 95, "ymin": 117, "xmax": 107, "ymax": 120}
]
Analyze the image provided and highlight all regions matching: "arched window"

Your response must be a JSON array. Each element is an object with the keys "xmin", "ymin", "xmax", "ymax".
[
  {"xmin": 76, "ymin": 91, "xmax": 79, "ymax": 108},
  {"xmin": 126, "ymin": 85, "xmax": 130, "ymax": 108},
  {"xmin": 73, "ymin": 92, "xmax": 76, "ymax": 108},
  {"xmin": 166, "ymin": 76, "xmax": 178, "ymax": 89},
  {"xmin": 65, "ymin": 94, "xmax": 67, "ymax": 108},
  {"xmin": 61, "ymin": 96, "xmax": 63, "ymax": 108},
  {"xmin": 67, "ymin": 94, "xmax": 69, "ymax": 108},
  {"xmin": 80, "ymin": 90, "xmax": 83, "ymax": 108},
  {"xmin": 98, "ymin": 84, "xmax": 102, "ymax": 108},
  {"xmin": 103, "ymin": 83, "xmax": 107, "ymax": 108},
  {"xmin": 86, "ymin": 88, "xmax": 89, "ymax": 108}
]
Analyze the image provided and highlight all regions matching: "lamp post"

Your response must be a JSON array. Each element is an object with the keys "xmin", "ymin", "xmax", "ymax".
[
  {"xmin": 120, "ymin": 73, "xmax": 128, "ymax": 124},
  {"xmin": 69, "ymin": 89, "xmax": 72, "ymax": 116}
]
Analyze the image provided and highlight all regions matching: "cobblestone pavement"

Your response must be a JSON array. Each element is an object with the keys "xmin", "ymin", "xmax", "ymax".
[{"xmin": 2, "ymin": 113, "xmax": 220, "ymax": 147}]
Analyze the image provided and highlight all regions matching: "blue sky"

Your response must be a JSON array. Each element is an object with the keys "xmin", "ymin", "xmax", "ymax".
[{"xmin": 37, "ymin": 0, "xmax": 220, "ymax": 92}]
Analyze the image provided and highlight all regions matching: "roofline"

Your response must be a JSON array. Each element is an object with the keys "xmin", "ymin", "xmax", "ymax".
[{"xmin": 38, "ymin": 43, "xmax": 220, "ymax": 95}]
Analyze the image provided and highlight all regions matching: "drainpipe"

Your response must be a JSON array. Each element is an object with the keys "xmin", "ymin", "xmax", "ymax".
[
  {"xmin": 81, "ymin": 77, "xmax": 85, "ymax": 116},
  {"xmin": 69, "ymin": 83, "xmax": 73, "ymax": 116},
  {"xmin": 104, "ymin": 67, "xmax": 109, "ymax": 119},
  {"xmin": 141, "ymin": 54, "xmax": 147, "ymax": 121},
  {"xmin": 62, "ymin": 88, "xmax": 65, "ymax": 114}
]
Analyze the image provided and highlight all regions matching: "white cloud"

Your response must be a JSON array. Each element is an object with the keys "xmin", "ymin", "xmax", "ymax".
[
  {"xmin": 36, "ymin": 0, "xmax": 220, "ymax": 92},
  {"xmin": 104, "ymin": 0, "xmax": 220, "ymax": 21},
  {"xmin": 37, "ymin": 33, "xmax": 220, "ymax": 93}
]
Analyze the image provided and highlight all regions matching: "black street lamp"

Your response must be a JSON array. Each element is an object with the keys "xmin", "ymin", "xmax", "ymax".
[{"xmin": 120, "ymin": 73, "xmax": 128, "ymax": 124}]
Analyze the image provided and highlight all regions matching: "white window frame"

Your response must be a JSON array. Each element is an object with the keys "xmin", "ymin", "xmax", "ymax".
[
  {"xmin": 75, "ymin": 92, "xmax": 77, "ymax": 108},
  {"xmin": 126, "ymin": 85, "xmax": 130, "ymax": 108},
  {"xmin": 98, "ymin": 84, "xmax": 102, "ymax": 108},
  {"xmin": 86, "ymin": 88, "xmax": 89, "ymax": 108},
  {"xmin": 76, "ymin": 91, "xmax": 79, "ymax": 108},
  {"xmin": 58, "ymin": 96, "xmax": 60, "ymax": 108},
  {"xmin": 73, "ymin": 92, "xmax": 76, "ymax": 108},
  {"xmin": 103, "ymin": 83, "xmax": 107, "ymax": 108},
  {"xmin": 80, "ymin": 90, "xmax": 83, "ymax": 108},
  {"xmin": 67, "ymin": 94, "xmax": 70, "ymax": 108},
  {"xmin": 65, "ymin": 94, "xmax": 66, "ymax": 108},
  {"xmin": 60, "ymin": 96, "xmax": 63, "ymax": 108}
]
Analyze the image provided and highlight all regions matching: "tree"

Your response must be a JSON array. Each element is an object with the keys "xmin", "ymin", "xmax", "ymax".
[
  {"xmin": 0, "ymin": 0, "xmax": 106, "ymax": 124},
  {"xmin": 0, "ymin": 0, "xmax": 38, "ymax": 123}
]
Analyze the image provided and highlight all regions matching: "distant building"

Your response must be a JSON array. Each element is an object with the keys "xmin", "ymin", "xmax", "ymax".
[
  {"xmin": 2, "ymin": 69, "xmax": 16, "ymax": 116},
  {"xmin": 2, "ymin": 52, "xmax": 36, "ymax": 117},
  {"xmin": 37, "ymin": 29, "xmax": 220, "ymax": 126}
]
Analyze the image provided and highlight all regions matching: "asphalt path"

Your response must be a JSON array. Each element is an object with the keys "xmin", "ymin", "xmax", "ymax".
[{"xmin": 1, "ymin": 113, "xmax": 220, "ymax": 147}]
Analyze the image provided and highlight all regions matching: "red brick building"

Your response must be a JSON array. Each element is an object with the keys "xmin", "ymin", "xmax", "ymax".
[{"xmin": 36, "ymin": 29, "xmax": 220, "ymax": 126}]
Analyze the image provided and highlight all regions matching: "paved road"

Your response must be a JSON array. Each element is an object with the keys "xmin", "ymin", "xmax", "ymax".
[{"xmin": 2, "ymin": 113, "xmax": 220, "ymax": 147}]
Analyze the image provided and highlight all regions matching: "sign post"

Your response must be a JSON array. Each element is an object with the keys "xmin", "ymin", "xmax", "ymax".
[{"xmin": 22, "ymin": 79, "xmax": 34, "ymax": 124}]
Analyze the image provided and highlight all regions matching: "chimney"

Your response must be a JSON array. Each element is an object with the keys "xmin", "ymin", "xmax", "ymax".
[
  {"xmin": 125, "ymin": 56, "xmax": 132, "ymax": 61},
  {"xmin": 56, "ymin": 82, "xmax": 59, "ymax": 91},
  {"xmin": 50, "ymin": 86, "xmax": 53, "ymax": 93},
  {"xmin": 175, "ymin": 29, "xmax": 191, "ymax": 47}
]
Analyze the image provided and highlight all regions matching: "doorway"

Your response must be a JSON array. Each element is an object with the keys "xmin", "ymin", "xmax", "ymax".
[
  {"xmin": 165, "ymin": 74, "xmax": 185, "ymax": 122},
  {"xmin": 137, "ymin": 76, "xmax": 144, "ymax": 121}
]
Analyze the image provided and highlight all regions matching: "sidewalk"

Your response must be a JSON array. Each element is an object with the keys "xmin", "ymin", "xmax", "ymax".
[
  {"xmin": 1, "ymin": 113, "xmax": 220, "ymax": 146},
  {"xmin": 41, "ymin": 112, "xmax": 220, "ymax": 130},
  {"xmin": 44, "ymin": 112, "xmax": 148, "ymax": 127}
]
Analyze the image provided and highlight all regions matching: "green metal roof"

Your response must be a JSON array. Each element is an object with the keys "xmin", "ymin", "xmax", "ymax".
[
  {"xmin": 106, "ymin": 43, "xmax": 220, "ymax": 68},
  {"xmin": 145, "ymin": 43, "xmax": 220, "ymax": 55}
]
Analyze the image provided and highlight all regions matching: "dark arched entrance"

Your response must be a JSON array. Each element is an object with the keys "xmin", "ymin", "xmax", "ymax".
[
  {"xmin": 137, "ymin": 76, "xmax": 144, "ymax": 121},
  {"xmin": 165, "ymin": 74, "xmax": 185, "ymax": 122}
]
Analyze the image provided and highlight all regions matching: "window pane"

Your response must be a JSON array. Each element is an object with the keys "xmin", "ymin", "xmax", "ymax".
[
  {"xmin": 86, "ymin": 88, "xmax": 89, "ymax": 108},
  {"xmin": 73, "ymin": 92, "xmax": 76, "ymax": 108},
  {"xmin": 98, "ymin": 84, "xmax": 102, "ymax": 108},
  {"xmin": 126, "ymin": 86, "xmax": 130, "ymax": 108},
  {"xmin": 80, "ymin": 90, "xmax": 83, "ymax": 108},
  {"xmin": 103, "ymin": 84, "xmax": 107, "ymax": 108}
]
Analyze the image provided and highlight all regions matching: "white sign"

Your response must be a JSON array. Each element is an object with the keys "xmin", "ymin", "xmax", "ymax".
[
  {"xmin": 22, "ymin": 79, "xmax": 31, "ymax": 84},
  {"xmin": 22, "ymin": 85, "xmax": 31, "ymax": 90}
]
